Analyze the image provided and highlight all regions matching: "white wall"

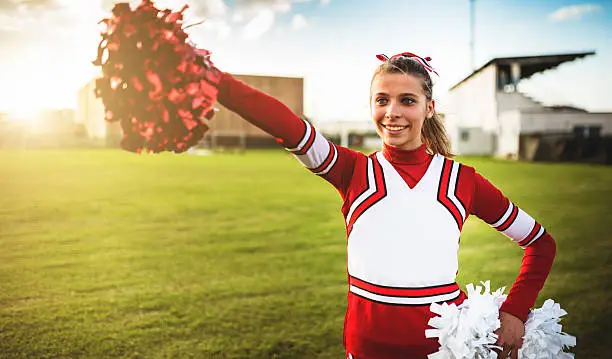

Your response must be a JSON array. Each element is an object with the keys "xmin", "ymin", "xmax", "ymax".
[
  {"xmin": 446, "ymin": 65, "xmax": 498, "ymax": 154},
  {"xmin": 497, "ymin": 91, "xmax": 545, "ymax": 113},
  {"xmin": 493, "ymin": 109, "xmax": 612, "ymax": 159},
  {"xmin": 76, "ymin": 80, "xmax": 108, "ymax": 139},
  {"xmin": 492, "ymin": 91, "xmax": 546, "ymax": 158},
  {"xmin": 497, "ymin": 110, "xmax": 522, "ymax": 158},
  {"xmin": 455, "ymin": 127, "xmax": 495, "ymax": 155},
  {"xmin": 520, "ymin": 111, "xmax": 612, "ymax": 135}
]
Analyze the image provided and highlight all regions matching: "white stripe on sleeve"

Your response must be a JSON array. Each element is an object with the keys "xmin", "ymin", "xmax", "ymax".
[
  {"xmin": 501, "ymin": 208, "xmax": 536, "ymax": 243},
  {"xmin": 294, "ymin": 130, "xmax": 330, "ymax": 169}
]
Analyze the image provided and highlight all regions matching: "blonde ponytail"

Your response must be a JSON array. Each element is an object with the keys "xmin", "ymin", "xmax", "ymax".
[{"xmin": 422, "ymin": 112, "xmax": 453, "ymax": 157}]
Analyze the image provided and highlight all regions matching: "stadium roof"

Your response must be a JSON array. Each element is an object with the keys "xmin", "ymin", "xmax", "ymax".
[{"xmin": 449, "ymin": 51, "xmax": 596, "ymax": 91}]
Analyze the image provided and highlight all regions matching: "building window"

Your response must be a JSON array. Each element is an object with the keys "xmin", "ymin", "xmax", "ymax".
[
  {"xmin": 460, "ymin": 130, "xmax": 470, "ymax": 142},
  {"xmin": 573, "ymin": 125, "xmax": 602, "ymax": 138}
]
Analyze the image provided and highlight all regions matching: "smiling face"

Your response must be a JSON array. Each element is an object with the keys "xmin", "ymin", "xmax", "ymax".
[{"xmin": 370, "ymin": 72, "xmax": 435, "ymax": 151}]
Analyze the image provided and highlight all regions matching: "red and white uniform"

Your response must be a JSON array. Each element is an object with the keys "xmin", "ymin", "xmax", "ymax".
[{"xmin": 217, "ymin": 73, "xmax": 556, "ymax": 359}]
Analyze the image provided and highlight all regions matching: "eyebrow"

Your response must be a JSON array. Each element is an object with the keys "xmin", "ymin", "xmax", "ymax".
[{"xmin": 374, "ymin": 92, "xmax": 418, "ymax": 97}]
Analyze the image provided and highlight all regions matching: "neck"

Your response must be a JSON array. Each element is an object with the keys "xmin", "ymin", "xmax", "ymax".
[{"xmin": 382, "ymin": 142, "xmax": 430, "ymax": 164}]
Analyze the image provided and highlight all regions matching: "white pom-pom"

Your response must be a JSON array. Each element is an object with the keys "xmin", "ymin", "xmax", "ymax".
[
  {"xmin": 426, "ymin": 281, "xmax": 576, "ymax": 359},
  {"xmin": 426, "ymin": 281, "xmax": 506, "ymax": 359},
  {"xmin": 519, "ymin": 299, "xmax": 576, "ymax": 359}
]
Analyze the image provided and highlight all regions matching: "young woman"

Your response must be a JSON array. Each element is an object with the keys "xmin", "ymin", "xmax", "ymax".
[{"xmin": 213, "ymin": 53, "xmax": 556, "ymax": 359}]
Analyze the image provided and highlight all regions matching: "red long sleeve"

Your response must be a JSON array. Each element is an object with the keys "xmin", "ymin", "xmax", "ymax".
[
  {"xmin": 499, "ymin": 233, "xmax": 556, "ymax": 321},
  {"xmin": 470, "ymin": 173, "xmax": 556, "ymax": 322}
]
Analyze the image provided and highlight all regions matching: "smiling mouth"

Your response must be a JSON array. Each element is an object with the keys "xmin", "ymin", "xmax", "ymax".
[{"xmin": 381, "ymin": 123, "xmax": 410, "ymax": 132}]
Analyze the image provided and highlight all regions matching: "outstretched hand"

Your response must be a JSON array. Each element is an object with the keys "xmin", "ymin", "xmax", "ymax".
[{"xmin": 495, "ymin": 311, "xmax": 525, "ymax": 358}]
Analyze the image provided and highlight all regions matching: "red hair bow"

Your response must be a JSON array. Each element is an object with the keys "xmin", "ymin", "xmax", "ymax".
[{"xmin": 376, "ymin": 52, "xmax": 439, "ymax": 76}]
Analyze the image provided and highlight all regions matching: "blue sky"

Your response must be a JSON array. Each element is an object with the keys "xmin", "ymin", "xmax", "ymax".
[{"xmin": 0, "ymin": 0, "xmax": 610, "ymax": 122}]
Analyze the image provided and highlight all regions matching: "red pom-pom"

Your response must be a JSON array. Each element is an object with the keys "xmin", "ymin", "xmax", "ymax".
[{"xmin": 93, "ymin": 0, "xmax": 219, "ymax": 153}]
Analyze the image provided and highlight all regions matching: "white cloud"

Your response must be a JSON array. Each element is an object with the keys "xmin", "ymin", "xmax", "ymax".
[
  {"xmin": 235, "ymin": 0, "xmax": 299, "ymax": 39},
  {"xmin": 548, "ymin": 4, "xmax": 603, "ymax": 22},
  {"xmin": 292, "ymin": 13, "xmax": 307, "ymax": 30},
  {"xmin": 200, "ymin": 18, "xmax": 232, "ymax": 40},
  {"xmin": 191, "ymin": 0, "xmax": 327, "ymax": 40},
  {"xmin": 235, "ymin": 0, "xmax": 290, "ymax": 13},
  {"xmin": 320, "ymin": 0, "xmax": 331, "ymax": 5},
  {"xmin": 243, "ymin": 8, "xmax": 275, "ymax": 40},
  {"xmin": 190, "ymin": 0, "xmax": 228, "ymax": 19},
  {"xmin": 0, "ymin": 0, "xmax": 70, "ymax": 31}
]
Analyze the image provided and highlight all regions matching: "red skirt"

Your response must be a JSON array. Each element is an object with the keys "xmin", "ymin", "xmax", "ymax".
[{"xmin": 344, "ymin": 290, "xmax": 467, "ymax": 359}]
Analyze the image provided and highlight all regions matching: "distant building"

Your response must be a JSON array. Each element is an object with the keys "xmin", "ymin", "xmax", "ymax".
[
  {"xmin": 203, "ymin": 74, "xmax": 304, "ymax": 149},
  {"xmin": 316, "ymin": 120, "xmax": 379, "ymax": 149},
  {"xmin": 0, "ymin": 108, "xmax": 85, "ymax": 149},
  {"xmin": 445, "ymin": 51, "xmax": 612, "ymax": 163},
  {"xmin": 38, "ymin": 108, "xmax": 77, "ymax": 133},
  {"xmin": 76, "ymin": 80, "xmax": 121, "ymax": 147},
  {"xmin": 76, "ymin": 74, "xmax": 304, "ymax": 149}
]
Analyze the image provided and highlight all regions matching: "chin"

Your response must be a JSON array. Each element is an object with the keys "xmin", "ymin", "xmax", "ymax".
[
  {"xmin": 384, "ymin": 137, "xmax": 416, "ymax": 150},
  {"xmin": 384, "ymin": 137, "xmax": 407, "ymax": 147}
]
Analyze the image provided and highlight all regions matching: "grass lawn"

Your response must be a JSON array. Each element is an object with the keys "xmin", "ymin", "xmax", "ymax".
[{"xmin": 1, "ymin": 149, "xmax": 610, "ymax": 358}]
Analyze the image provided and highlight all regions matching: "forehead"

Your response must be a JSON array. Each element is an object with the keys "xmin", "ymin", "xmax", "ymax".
[{"xmin": 371, "ymin": 72, "xmax": 424, "ymax": 95}]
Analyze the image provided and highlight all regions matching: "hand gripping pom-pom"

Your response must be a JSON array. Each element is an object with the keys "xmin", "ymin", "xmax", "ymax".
[
  {"xmin": 93, "ymin": 0, "xmax": 220, "ymax": 153},
  {"xmin": 425, "ymin": 281, "xmax": 576, "ymax": 359}
]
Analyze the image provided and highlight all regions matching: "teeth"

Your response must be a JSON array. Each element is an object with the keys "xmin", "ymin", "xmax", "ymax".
[{"xmin": 383, "ymin": 124, "xmax": 408, "ymax": 131}]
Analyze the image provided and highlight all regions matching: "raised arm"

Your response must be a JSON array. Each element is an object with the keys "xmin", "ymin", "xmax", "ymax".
[{"xmin": 215, "ymin": 72, "xmax": 360, "ymax": 197}]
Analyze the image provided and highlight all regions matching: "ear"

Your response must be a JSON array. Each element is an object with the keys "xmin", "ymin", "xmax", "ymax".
[{"xmin": 426, "ymin": 99, "xmax": 435, "ymax": 119}]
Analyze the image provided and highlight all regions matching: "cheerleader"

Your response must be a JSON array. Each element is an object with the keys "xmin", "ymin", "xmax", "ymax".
[
  {"xmin": 92, "ymin": 5, "xmax": 556, "ymax": 357},
  {"xmin": 214, "ymin": 53, "xmax": 554, "ymax": 359}
]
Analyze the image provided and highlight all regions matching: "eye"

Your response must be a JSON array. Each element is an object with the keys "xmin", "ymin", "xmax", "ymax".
[
  {"xmin": 401, "ymin": 97, "xmax": 415, "ymax": 105},
  {"xmin": 375, "ymin": 97, "xmax": 388, "ymax": 105}
]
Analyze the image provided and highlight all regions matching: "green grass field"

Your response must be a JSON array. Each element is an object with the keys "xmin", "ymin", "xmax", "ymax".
[{"xmin": 1, "ymin": 149, "xmax": 611, "ymax": 358}]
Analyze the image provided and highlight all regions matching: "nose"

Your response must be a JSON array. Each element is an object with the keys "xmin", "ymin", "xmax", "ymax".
[{"xmin": 385, "ymin": 101, "xmax": 401, "ymax": 120}]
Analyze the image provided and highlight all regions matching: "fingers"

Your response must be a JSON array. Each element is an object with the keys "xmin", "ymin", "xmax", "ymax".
[
  {"xmin": 496, "ymin": 346, "xmax": 518, "ymax": 359},
  {"xmin": 511, "ymin": 346, "xmax": 519, "ymax": 359}
]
